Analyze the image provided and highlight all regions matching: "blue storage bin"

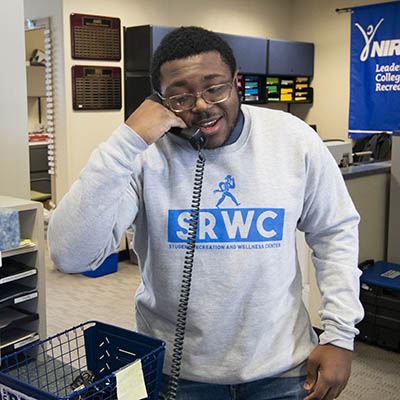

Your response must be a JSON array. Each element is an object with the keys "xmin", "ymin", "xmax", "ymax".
[
  {"xmin": 357, "ymin": 261, "xmax": 400, "ymax": 351},
  {"xmin": 0, "ymin": 321, "xmax": 165, "ymax": 400},
  {"xmin": 360, "ymin": 260, "xmax": 400, "ymax": 290},
  {"xmin": 83, "ymin": 253, "xmax": 118, "ymax": 278}
]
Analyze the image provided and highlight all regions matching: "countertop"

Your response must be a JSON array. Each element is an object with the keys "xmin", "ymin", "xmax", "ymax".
[{"xmin": 341, "ymin": 160, "xmax": 391, "ymax": 180}]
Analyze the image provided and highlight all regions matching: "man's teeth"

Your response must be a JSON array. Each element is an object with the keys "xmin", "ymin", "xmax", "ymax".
[{"xmin": 201, "ymin": 120, "xmax": 217, "ymax": 127}]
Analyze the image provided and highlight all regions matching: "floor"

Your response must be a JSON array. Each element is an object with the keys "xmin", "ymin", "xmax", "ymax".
[
  {"xmin": 45, "ymin": 251, "xmax": 400, "ymax": 400},
  {"xmin": 45, "ymin": 255, "xmax": 140, "ymax": 336}
]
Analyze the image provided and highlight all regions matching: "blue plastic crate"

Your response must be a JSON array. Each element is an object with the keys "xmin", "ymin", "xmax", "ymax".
[
  {"xmin": 0, "ymin": 321, "xmax": 165, "ymax": 400},
  {"xmin": 360, "ymin": 261, "xmax": 400, "ymax": 290},
  {"xmin": 83, "ymin": 254, "xmax": 119, "ymax": 278}
]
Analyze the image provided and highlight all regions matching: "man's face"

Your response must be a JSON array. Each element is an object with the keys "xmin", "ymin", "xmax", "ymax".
[{"xmin": 159, "ymin": 51, "xmax": 240, "ymax": 149}]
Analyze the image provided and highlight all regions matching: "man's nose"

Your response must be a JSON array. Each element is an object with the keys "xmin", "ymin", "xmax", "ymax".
[{"xmin": 191, "ymin": 95, "xmax": 212, "ymax": 112}]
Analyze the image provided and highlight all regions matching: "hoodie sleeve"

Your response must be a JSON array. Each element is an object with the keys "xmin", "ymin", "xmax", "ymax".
[
  {"xmin": 48, "ymin": 123, "xmax": 148, "ymax": 273},
  {"xmin": 297, "ymin": 130, "xmax": 364, "ymax": 351}
]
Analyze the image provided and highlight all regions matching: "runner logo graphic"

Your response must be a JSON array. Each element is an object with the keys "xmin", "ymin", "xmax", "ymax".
[{"xmin": 213, "ymin": 175, "xmax": 240, "ymax": 208}]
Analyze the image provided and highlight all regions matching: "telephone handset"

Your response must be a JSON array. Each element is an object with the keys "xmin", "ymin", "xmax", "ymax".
[
  {"xmin": 169, "ymin": 126, "xmax": 207, "ymax": 150},
  {"xmin": 146, "ymin": 93, "xmax": 207, "ymax": 150}
]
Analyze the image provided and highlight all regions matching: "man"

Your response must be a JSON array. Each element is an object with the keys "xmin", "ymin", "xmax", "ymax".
[{"xmin": 48, "ymin": 27, "xmax": 364, "ymax": 400}]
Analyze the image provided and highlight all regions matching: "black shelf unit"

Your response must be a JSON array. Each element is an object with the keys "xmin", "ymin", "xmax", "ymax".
[{"xmin": 0, "ymin": 259, "xmax": 39, "ymax": 357}]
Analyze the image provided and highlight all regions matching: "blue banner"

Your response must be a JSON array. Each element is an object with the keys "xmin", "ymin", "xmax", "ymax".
[{"xmin": 349, "ymin": 1, "xmax": 400, "ymax": 138}]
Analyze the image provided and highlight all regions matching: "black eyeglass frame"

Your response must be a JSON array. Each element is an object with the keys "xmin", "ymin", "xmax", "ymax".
[{"xmin": 157, "ymin": 79, "xmax": 235, "ymax": 112}]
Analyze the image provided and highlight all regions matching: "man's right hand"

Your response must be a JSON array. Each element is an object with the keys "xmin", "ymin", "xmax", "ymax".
[{"xmin": 125, "ymin": 99, "xmax": 187, "ymax": 145}]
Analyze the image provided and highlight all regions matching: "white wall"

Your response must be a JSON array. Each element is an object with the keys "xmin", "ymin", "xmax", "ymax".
[
  {"xmin": 290, "ymin": 0, "xmax": 396, "ymax": 141},
  {"xmin": 24, "ymin": 0, "xmax": 66, "ymax": 203},
  {"xmin": 0, "ymin": 1, "xmax": 30, "ymax": 199}
]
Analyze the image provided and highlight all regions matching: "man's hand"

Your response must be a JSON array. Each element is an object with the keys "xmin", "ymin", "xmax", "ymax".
[
  {"xmin": 304, "ymin": 344, "xmax": 353, "ymax": 400},
  {"xmin": 125, "ymin": 99, "xmax": 187, "ymax": 145}
]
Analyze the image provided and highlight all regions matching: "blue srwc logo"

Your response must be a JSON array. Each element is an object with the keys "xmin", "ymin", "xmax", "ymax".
[{"xmin": 168, "ymin": 208, "xmax": 285, "ymax": 243}]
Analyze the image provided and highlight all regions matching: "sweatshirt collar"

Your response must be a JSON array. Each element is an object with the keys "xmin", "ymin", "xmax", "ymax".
[{"xmin": 222, "ymin": 110, "xmax": 244, "ymax": 146}]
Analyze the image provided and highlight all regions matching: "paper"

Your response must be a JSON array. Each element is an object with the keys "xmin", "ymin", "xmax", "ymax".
[
  {"xmin": 381, "ymin": 270, "xmax": 400, "ymax": 279},
  {"xmin": 116, "ymin": 359, "xmax": 148, "ymax": 400}
]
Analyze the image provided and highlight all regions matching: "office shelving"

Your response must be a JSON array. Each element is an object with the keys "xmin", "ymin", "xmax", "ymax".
[
  {"xmin": 0, "ymin": 196, "xmax": 46, "ymax": 358},
  {"xmin": 238, "ymin": 74, "xmax": 263, "ymax": 104},
  {"xmin": 240, "ymin": 74, "xmax": 313, "ymax": 105}
]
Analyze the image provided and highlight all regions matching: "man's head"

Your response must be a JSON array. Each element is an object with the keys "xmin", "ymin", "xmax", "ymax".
[
  {"xmin": 151, "ymin": 27, "xmax": 236, "ymax": 93},
  {"xmin": 150, "ymin": 26, "xmax": 240, "ymax": 148}
]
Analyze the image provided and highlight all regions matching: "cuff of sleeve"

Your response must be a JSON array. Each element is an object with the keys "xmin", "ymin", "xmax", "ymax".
[{"xmin": 319, "ymin": 324, "xmax": 359, "ymax": 351}]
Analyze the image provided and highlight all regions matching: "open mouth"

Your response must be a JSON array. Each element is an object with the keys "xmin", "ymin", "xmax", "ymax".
[{"xmin": 197, "ymin": 117, "xmax": 222, "ymax": 134}]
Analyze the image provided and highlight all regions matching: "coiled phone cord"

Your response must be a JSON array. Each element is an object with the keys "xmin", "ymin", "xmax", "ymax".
[{"xmin": 166, "ymin": 147, "xmax": 206, "ymax": 400}]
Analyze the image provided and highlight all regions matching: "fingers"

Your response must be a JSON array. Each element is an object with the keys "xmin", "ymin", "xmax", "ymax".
[
  {"xmin": 304, "ymin": 344, "xmax": 353, "ymax": 400},
  {"xmin": 304, "ymin": 357, "xmax": 319, "ymax": 393},
  {"xmin": 304, "ymin": 374, "xmax": 346, "ymax": 400},
  {"xmin": 125, "ymin": 99, "xmax": 187, "ymax": 145},
  {"xmin": 304, "ymin": 378, "xmax": 331, "ymax": 400}
]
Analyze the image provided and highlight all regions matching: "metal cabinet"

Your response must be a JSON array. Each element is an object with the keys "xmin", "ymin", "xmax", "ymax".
[{"xmin": 29, "ymin": 144, "xmax": 50, "ymax": 195}]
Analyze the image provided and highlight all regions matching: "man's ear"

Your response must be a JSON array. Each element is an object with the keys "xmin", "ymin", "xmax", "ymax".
[{"xmin": 233, "ymin": 70, "xmax": 239, "ymax": 84}]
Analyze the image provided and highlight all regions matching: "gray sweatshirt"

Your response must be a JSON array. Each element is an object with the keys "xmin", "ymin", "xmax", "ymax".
[{"xmin": 48, "ymin": 104, "xmax": 364, "ymax": 384}]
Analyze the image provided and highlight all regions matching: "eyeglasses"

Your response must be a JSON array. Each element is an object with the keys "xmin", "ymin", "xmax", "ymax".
[{"xmin": 158, "ymin": 80, "xmax": 235, "ymax": 112}]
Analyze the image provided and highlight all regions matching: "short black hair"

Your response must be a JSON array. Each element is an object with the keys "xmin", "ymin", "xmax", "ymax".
[{"xmin": 150, "ymin": 26, "xmax": 236, "ymax": 93}]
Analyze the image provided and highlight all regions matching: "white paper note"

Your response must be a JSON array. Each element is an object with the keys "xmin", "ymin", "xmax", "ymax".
[
  {"xmin": 381, "ymin": 269, "xmax": 400, "ymax": 279},
  {"xmin": 116, "ymin": 359, "xmax": 148, "ymax": 400}
]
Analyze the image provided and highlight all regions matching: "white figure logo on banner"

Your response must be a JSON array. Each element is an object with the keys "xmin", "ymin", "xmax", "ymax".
[{"xmin": 355, "ymin": 18, "xmax": 384, "ymax": 61}]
